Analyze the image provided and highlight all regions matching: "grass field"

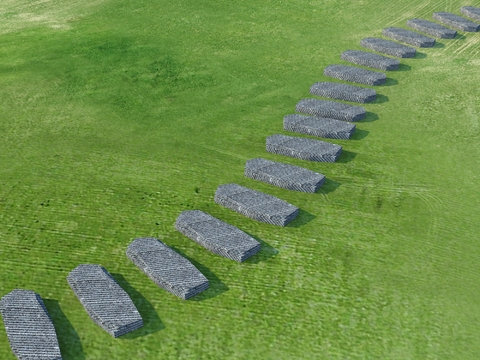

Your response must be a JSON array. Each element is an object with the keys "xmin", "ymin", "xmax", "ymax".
[{"xmin": 0, "ymin": 0, "xmax": 479, "ymax": 358}]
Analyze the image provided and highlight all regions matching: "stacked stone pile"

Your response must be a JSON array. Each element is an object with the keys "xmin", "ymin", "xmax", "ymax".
[
  {"xmin": 245, "ymin": 157, "xmax": 326, "ymax": 193},
  {"xmin": 406, "ymin": 19, "xmax": 457, "ymax": 38},
  {"xmin": 126, "ymin": 237, "xmax": 209, "ymax": 298},
  {"xmin": 461, "ymin": 6, "xmax": 480, "ymax": 22},
  {"xmin": 324, "ymin": 64, "xmax": 386, "ymax": 86},
  {"xmin": 382, "ymin": 27, "xmax": 436, "ymax": 47},
  {"xmin": 340, "ymin": 50, "xmax": 400, "ymax": 71},
  {"xmin": 296, "ymin": 98, "xmax": 366, "ymax": 122},
  {"xmin": 175, "ymin": 211, "xmax": 261, "ymax": 262},
  {"xmin": 67, "ymin": 265, "xmax": 143, "ymax": 338},
  {"xmin": 266, "ymin": 134, "xmax": 342, "ymax": 162},
  {"xmin": 361, "ymin": 37, "xmax": 416, "ymax": 57},
  {"xmin": 433, "ymin": 12, "xmax": 480, "ymax": 32},
  {"xmin": 310, "ymin": 82, "xmax": 376, "ymax": 103},
  {"xmin": 214, "ymin": 183, "xmax": 299, "ymax": 226},
  {"xmin": 0, "ymin": 290, "xmax": 62, "ymax": 360},
  {"xmin": 284, "ymin": 114, "xmax": 356, "ymax": 140}
]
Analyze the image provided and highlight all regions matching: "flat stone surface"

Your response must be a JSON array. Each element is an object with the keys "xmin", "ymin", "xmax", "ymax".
[
  {"xmin": 296, "ymin": 98, "xmax": 366, "ymax": 122},
  {"xmin": 433, "ymin": 12, "xmax": 480, "ymax": 32},
  {"xmin": 214, "ymin": 183, "xmax": 299, "ymax": 226},
  {"xmin": 324, "ymin": 64, "xmax": 386, "ymax": 86},
  {"xmin": 126, "ymin": 237, "xmax": 209, "ymax": 298},
  {"xmin": 175, "ymin": 211, "xmax": 260, "ymax": 262},
  {"xmin": 341, "ymin": 50, "xmax": 400, "ymax": 71},
  {"xmin": 245, "ymin": 157, "xmax": 326, "ymax": 193},
  {"xmin": 0, "ymin": 290, "xmax": 62, "ymax": 360},
  {"xmin": 284, "ymin": 114, "xmax": 356, "ymax": 140},
  {"xmin": 461, "ymin": 6, "xmax": 480, "ymax": 22},
  {"xmin": 361, "ymin": 37, "xmax": 416, "ymax": 58},
  {"xmin": 382, "ymin": 27, "xmax": 436, "ymax": 47},
  {"xmin": 67, "ymin": 264, "xmax": 143, "ymax": 338},
  {"xmin": 406, "ymin": 18, "xmax": 457, "ymax": 38},
  {"xmin": 310, "ymin": 81, "xmax": 376, "ymax": 103}
]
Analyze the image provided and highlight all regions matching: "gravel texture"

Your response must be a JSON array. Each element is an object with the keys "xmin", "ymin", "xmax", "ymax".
[
  {"xmin": 284, "ymin": 114, "xmax": 356, "ymax": 140},
  {"xmin": 296, "ymin": 98, "xmax": 366, "ymax": 122},
  {"xmin": 382, "ymin": 27, "xmax": 436, "ymax": 47},
  {"xmin": 310, "ymin": 82, "xmax": 376, "ymax": 103},
  {"xmin": 324, "ymin": 64, "xmax": 386, "ymax": 86},
  {"xmin": 0, "ymin": 289, "xmax": 62, "ymax": 360},
  {"xmin": 433, "ymin": 12, "xmax": 480, "ymax": 32},
  {"xmin": 341, "ymin": 50, "xmax": 400, "ymax": 71},
  {"xmin": 214, "ymin": 183, "xmax": 299, "ymax": 226},
  {"xmin": 461, "ymin": 6, "xmax": 480, "ymax": 22},
  {"xmin": 361, "ymin": 37, "xmax": 416, "ymax": 58},
  {"xmin": 67, "ymin": 264, "xmax": 143, "ymax": 338},
  {"xmin": 126, "ymin": 237, "xmax": 209, "ymax": 298},
  {"xmin": 406, "ymin": 18, "xmax": 457, "ymax": 38}
]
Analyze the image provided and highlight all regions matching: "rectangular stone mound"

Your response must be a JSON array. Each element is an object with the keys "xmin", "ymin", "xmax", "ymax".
[
  {"xmin": 382, "ymin": 27, "xmax": 436, "ymax": 47},
  {"xmin": 433, "ymin": 12, "xmax": 480, "ymax": 32},
  {"xmin": 126, "ymin": 237, "xmax": 209, "ymax": 298},
  {"xmin": 295, "ymin": 98, "xmax": 366, "ymax": 122},
  {"xmin": 461, "ymin": 6, "xmax": 480, "ymax": 22},
  {"xmin": 324, "ymin": 64, "xmax": 386, "ymax": 86},
  {"xmin": 310, "ymin": 82, "xmax": 376, "ymax": 103},
  {"xmin": 406, "ymin": 18, "xmax": 457, "ymax": 38},
  {"xmin": 174, "ymin": 211, "xmax": 261, "ymax": 262},
  {"xmin": 284, "ymin": 114, "xmax": 356, "ymax": 140},
  {"xmin": 67, "ymin": 264, "xmax": 143, "ymax": 337},
  {"xmin": 0, "ymin": 290, "xmax": 62, "ymax": 360},
  {"xmin": 245, "ymin": 157, "xmax": 326, "ymax": 193},
  {"xmin": 341, "ymin": 50, "xmax": 400, "ymax": 71},
  {"xmin": 361, "ymin": 37, "xmax": 416, "ymax": 58},
  {"xmin": 214, "ymin": 183, "xmax": 299, "ymax": 226},
  {"xmin": 266, "ymin": 134, "xmax": 342, "ymax": 163}
]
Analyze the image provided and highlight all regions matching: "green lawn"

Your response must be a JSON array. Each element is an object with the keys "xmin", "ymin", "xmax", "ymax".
[{"xmin": 0, "ymin": 0, "xmax": 479, "ymax": 358}]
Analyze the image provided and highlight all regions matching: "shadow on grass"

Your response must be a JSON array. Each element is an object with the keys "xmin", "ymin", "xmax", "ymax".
[
  {"xmin": 242, "ymin": 232, "xmax": 279, "ymax": 264},
  {"xmin": 43, "ymin": 299, "xmax": 85, "ymax": 360},
  {"xmin": 415, "ymin": 51, "xmax": 426, "ymax": 59},
  {"xmin": 379, "ymin": 77, "xmax": 398, "ymax": 86},
  {"xmin": 433, "ymin": 41, "xmax": 445, "ymax": 48},
  {"xmin": 360, "ymin": 112, "xmax": 379, "ymax": 123},
  {"xmin": 397, "ymin": 63, "xmax": 411, "ymax": 71},
  {"xmin": 454, "ymin": 34, "xmax": 466, "ymax": 40},
  {"xmin": 337, "ymin": 150, "xmax": 357, "ymax": 163},
  {"xmin": 170, "ymin": 246, "xmax": 229, "ymax": 301},
  {"xmin": 287, "ymin": 208, "xmax": 316, "ymax": 228},
  {"xmin": 371, "ymin": 94, "xmax": 389, "ymax": 104},
  {"xmin": 351, "ymin": 129, "xmax": 369, "ymax": 140},
  {"xmin": 111, "ymin": 273, "xmax": 165, "ymax": 339},
  {"xmin": 318, "ymin": 178, "xmax": 341, "ymax": 195}
]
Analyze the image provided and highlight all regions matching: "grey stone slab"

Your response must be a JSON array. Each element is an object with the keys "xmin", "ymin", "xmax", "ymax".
[
  {"xmin": 310, "ymin": 82, "xmax": 376, "ymax": 103},
  {"xmin": 284, "ymin": 114, "xmax": 356, "ymax": 140},
  {"xmin": 295, "ymin": 98, "xmax": 366, "ymax": 122},
  {"xmin": 126, "ymin": 237, "xmax": 209, "ymax": 298},
  {"xmin": 0, "ymin": 290, "xmax": 62, "ymax": 360},
  {"xmin": 406, "ymin": 18, "xmax": 457, "ymax": 38},
  {"xmin": 361, "ymin": 37, "xmax": 416, "ymax": 58},
  {"xmin": 214, "ymin": 184, "xmax": 299, "ymax": 226},
  {"xmin": 324, "ymin": 65, "xmax": 386, "ymax": 86},
  {"xmin": 266, "ymin": 134, "xmax": 342, "ymax": 163},
  {"xmin": 245, "ymin": 157, "xmax": 326, "ymax": 193},
  {"xmin": 175, "ymin": 210, "xmax": 261, "ymax": 262},
  {"xmin": 382, "ymin": 27, "xmax": 436, "ymax": 47},
  {"xmin": 461, "ymin": 6, "xmax": 480, "ymax": 22},
  {"xmin": 67, "ymin": 265, "xmax": 143, "ymax": 337},
  {"xmin": 341, "ymin": 50, "xmax": 400, "ymax": 71},
  {"xmin": 433, "ymin": 11, "xmax": 480, "ymax": 32}
]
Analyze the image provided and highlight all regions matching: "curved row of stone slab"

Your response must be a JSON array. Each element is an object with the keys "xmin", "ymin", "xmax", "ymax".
[
  {"xmin": 382, "ymin": 27, "xmax": 436, "ymax": 47},
  {"xmin": 340, "ymin": 50, "xmax": 400, "ymax": 71},
  {"xmin": 0, "ymin": 290, "xmax": 62, "ymax": 360},
  {"xmin": 310, "ymin": 82, "xmax": 376, "ymax": 103},
  {"xmin": 296, "ymin": 98, "xmax": 366, "ymax": 122},
  {"xmin": 266, "ymin": 134, "xmax": 342, "ymax": 162},
  {"xmin": 214, "ymin": 183, "xmax": 299, "ymax": 226},
  {"xmin": 406, "ymin": 19, "xmax": 457, "ymax": 38},
  {"xmin": 433, "ymin": 11, "xmax": 480, "ymax": 32},
  {"xmin": 361, "ymin": 37, "xmax": 416, "ymax": 58},
  {"xmin": 461, "ymin": 6, "xmax": 480, "ymax": 22},
  {"xmin": 284, "ymin": 114, "xmax": 356, "ymax": 140},
  {"xmin": 127, "ymin": 237, "xmax": 210, "ymax": 298},
  {"xmin": 245, "ymin": 157, "xmax": 326, "ymax": 193},
  {"xmin": 175, "ymin": 210, "xmax": 261, "ymax": 262},
  {"xmin": 324, "ymin": 65, "xmax": 386, "ymax": 86},
  {"xmin": 67, "ymin": 264, "xmax": 143, "ymax": 338}
]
